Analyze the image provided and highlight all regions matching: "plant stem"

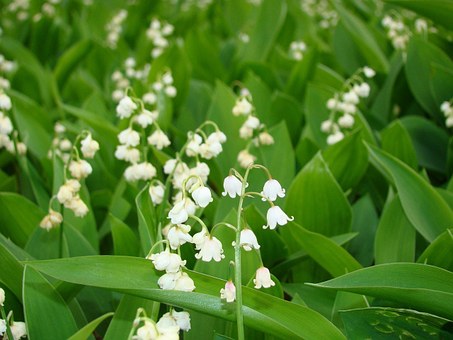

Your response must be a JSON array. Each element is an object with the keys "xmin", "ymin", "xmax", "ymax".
[{"xmin": 1, "ymin": 306, "xmax": 14, "ymax": 340}]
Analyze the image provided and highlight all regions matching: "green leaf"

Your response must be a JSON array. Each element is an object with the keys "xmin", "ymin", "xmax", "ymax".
[
  {"xmin": 375, "ymin": 195, "xmax": 415, "ymax": 264},
  {"xmin": 384, "ymin": 0, "xmax": 453, "ymax": 30},
  {"xmin": 381, "ymin": 120, "xmax": 418, "ymax": 170},
  {"xmin": 323, "ymin": 131, "xmax": 369, "ymax": 191},
  {"xmin": 417, "ymin": 229, "xmax": 453, "ymax": 271},
  {"xmin": 285, "ymin": 48, "xmax": 318, "ymax": 98},
  {"xmin": 309, "ymin": 263, "xmax": 453, "ymax": 320},
  {"xmin": 136, "ymin": 183, "xmax": 156, "ymax": 254},
  {"xmin": 285, "ymin": 153, "xmax": 352, "ymax": 236},
  {"xmin": 241, "ymin": 0, "xmax": 287, "ymax": 62},
  {"xmin": 288, "ymin": 222, "xmax": 362, "ymax": 277},
  {"xmin": 341, "ymin": 307, "xmax": 453, "ymax": 339},
  {"xmin": 0, "ymin": 193, "xmax": 43, "ymax": 247},
  {"xmin": 23, "ymin": 266, "xmax": 78, "ymax": 339},
  {"xmin": 54, "ymin": 39, "xmax": 93, "ymax": 88},
  {"xmin": 0, "ymin": 242, "xmax": 25, "ymax": 301},
  {"xmin": 104, "ymin": 295, "xmax": 158, "ymax": 340},
  {"xmin": 405, "ymin": 37, "xmax": 453, "ymax": 121},
  {"xmin": 334, "ymin": 3, "xmax": 389, "ymax": 73},
  {"xmin": 110, "ymin": 214, "xmax": 140, "ymax": 256},
  {"xmin": 68, "ymin": 312, "xmax": 114, "ymax": 340},
  {"xmin": 367, "ymin": 145, "xmax": 453, "ymax": 242},
  {"xmin": 29, "ymin": 256, "xmax": 345, "ymax": 339}
]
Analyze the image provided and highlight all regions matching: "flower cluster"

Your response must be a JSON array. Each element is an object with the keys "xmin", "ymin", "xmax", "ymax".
[
  {"xmin": 114, "ymin": 92, "xmax": 166, "ymax": 182},
  {"xmin": 4, "ymin": 0, "xmax": 61, "ymax": 22},
  {"xmin": 40, "ymin": 131, "xmax": 99, "ymax": 230},
  {"xmin": 219, "ymin": 166, "xmax": 293, "ymax": 302},
  {"xmin": 441, "ymin": 100, "xmax": 453, "ymax": 128},
  {"xmin": 321, "ymin": 66, "xmax": 375, "ymax": 145},
  {"xmin": 32, "ymin": 0, "xmax": 61, "ymax": 22},
  {"xmin": 179, "ymin": 0, "xmax": 213, "ymax": 11},
  {"xmin": 0, "ymin": 288, "xmax": 27, "ymax": 340},
  {"xmin": 146, "ymin": 18, "xmax": 174, "ymax": 59},
  {"xmin": 289, "ymin": 40, "xmax": 307, "ymax": 61},
  {"xmin": 5, "ymin": 0, "xmax": 30, "ymax": 21},
  {"xmin": 0, "ymin": 55, "xmax": 26, "ymax": 156},
  {"xmin": 301, "ymin": 0, "xmax": 338, "ymax": 29},
  {"xmin": 48, "ymin": 122, "xmax": 72, "ymax": 162},
  {"xmin": 132, "ymin": 308, "xmax": 191, "ymax": 340},
  {"xmin": 381, "ymin": 15, "xmax": 411, "ymax": 51},
  {"xmin": 106, "ymin": 9, "xmax": 128, "ymax": 49},
  {"xmin": 111, "ymin": 58, "xmax": 151, "ymax": 102},
  {"xmin": 232, "ymin": 88, "xmax": 274, "ymax": 168}
]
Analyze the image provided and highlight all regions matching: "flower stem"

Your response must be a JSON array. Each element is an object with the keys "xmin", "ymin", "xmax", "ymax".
[{"xmin": 1, "ymin": 306, "xmax": 14, "ymax": 340}]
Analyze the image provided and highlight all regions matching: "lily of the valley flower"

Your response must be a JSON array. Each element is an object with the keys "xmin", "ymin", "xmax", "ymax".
[
  {"xmin": 168, "ymin": 197, "xmax": 196, "ymax": 224},
  {"xmin": 68, "ymin": 159, "xmax": 93, "ymax": 180},
  {"xmin": 80, "ymin": 134, "xmax": 99, "ymax": 158},
  {"xmin": 147, "ymin": 129, "xmax": 171, "ymax": 150},
  {"xmin": 39, "ymin": 209, "xmax": 63, "ymax": 231},
  {"xmin": 171, "ymin": 310, "xmax": 191, "ymax": 331},
  {"xmin": 0, "ymin": 287, "xmax": 4, "ymax": 306},
  {"xmin": 253, "ymin": 266, "xmax": 275, "ymax": 289},
  {"xmin": 167, "ymin": 224, "xmax": 193, "ymax": 250},
  {"xmin": 118, "ymin": 128, "xmax": 140, "ymax": 147},
  {"xmin": 149, "ymin": 248, "xmax": 186, "ymax": 273},
  {"xmin": 191, "ymin": 186, "xmax": 213, "ymax": 208},
  {"xmin": 261, "ymin": 179, "xmax": 285, "ymax": 201},
  {"xmin": 193, "ymin": 229, "xmax": 225, "ymax": 262},
  {"xmin": 264, "ymin": 206, "xmax": 294, "ymax": 230},
  {"xmin": 237, "ymin": 228, "xmax": 260, "ymax": 251},
  {"xmin": 124, "ymin": 162, "xmax": 157, "ymax": 182},
  {"xmin": 116, "ymin": 95, "xmax": 137, "ymax": 119},
  {"xmin": 220, "ymin": 280, "xmax": 236, "ymax": 302},
  {"xmin": 157, "ymin": 271, "xmax": 195, "ymax": 292},
  {"xmin": 237, "ymin": 149, "xmax": 256, "ymax": 168},
  {"xmin": 222, "ymin": 175, "xmax": 243, "ymax": 198},
  {"xmin": 149, "ymin": 182, "xmax": 165, "ymax": 205}
]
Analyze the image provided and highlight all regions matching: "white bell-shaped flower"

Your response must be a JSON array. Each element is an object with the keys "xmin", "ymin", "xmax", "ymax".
[
  {"xmin": 237, "ymin": 149, "xmax": 256, "ymax": 168},
  {"xmin": 238, "ymin": 228, "xmax": 260, "ymax": 251},
  {"xmin": 168, "ymin": 198, "xmax": 196, "ymax": 224},
  {"xmin": 353, "ymin": 82, "xmax": 370, "ymax": 98},
  {"xmin": 264, "ymin": 206, "xmax": 294, "ymax": 230},
  {"xmin": 363, "ymin": 66, "xmax": 376, "ymax": 78},
  {"xmin": 116, "ymin": 95, "xmax": 137, "ymax": 119},
  {"xmin": 171, "ymin": 310, "xmax": 191, "ymax": 331},
  {"xmin": 222, "ymin": 175, "xmax": 243, "ymax": 198},
  {"xmin": 194, "ymin": 235, "xmax": 225, "ymax": 262},
  {"xmin": 136, "ymin": 321, "xmax": 158, "ymax": 340},
  {"xmin": 167, "ymin": 224, "xmax": 193, "ymax": 250},
  {"xmin": 253, "ymin": 266, "xmax": 275, "ymax": 289},
  {"xmin": 156, "ymin": 313, "xmax": 180, "ymax": 336},
  {"xmin": 149, "ymin": 182, "xmax": 165, "ymax": 205},
  {"xmin": 135, "ymin": 109, "xmax": 157, "ymax": 128},
  {"xmin": 0, "ymin": 287, "xmax": 5, "ymax": 306},
  {"xmin": 147, "ymin": 130, "xmax": 171, "ymax": 150},
  {"xmin": 69, "ymin": 159, "xmax": 92, "ymax": 180},
  {"xmin": 150, "ymin": 249, "xmax": 186, "ymax": 273},
  {"xmin": 39, "ymin": 209, "xmax": 63, "ymax": 231},
  {"xmin": 261, "ymin": 179, "xmax": 285, "ymax": 202},
  {"xmin": 124, "ymin": 162, "xmax": 156, "ymax": 182},
  {"xmin": 0, "ymin": 93, "xmax": 12, "ymax": 111},
  {"xmin": 338, "ymin": 113, "xmax": 355, "ymax": 128},
  {"xmin": 0, "ymin": 114, "xmax": 13, "ymax": 135},
  {"xmin": 185, "ymin": 133, "xmax": 203, "ymax": 157},
  {"xmin": 191, "ymin": 186, "xmax": 213, "ymax": 208},
  {"xmin": 80, "ymin": 134, "xmax": 99, "ymax": 158},
  {"xmin": 118, "ymin": 128, "xmax": 140, "ymax": 147},
  {"xmin": 56, "ymin": 179, "xmax": 80, "ymax": 204},
  {"xmin": 174, "ymin": 271, "xmax": 196, "ymax": 292},
  {"xmin": 327, "ymin": 131, "xmax": 344, "ymax": 145},
  {"xmin": 220, "ymin": 280, "xmax": 236, "ymax": 302},
  {"xmin": 65, "ymin": 196, "xmax": 89, "ymax": 217},
  {"xmin": 114, "ymin": 145, "xmax": 140, "ymax": 163},
  {"xmin": 232, "ymin": 97, "xmax": 253, "ymax": 116}
]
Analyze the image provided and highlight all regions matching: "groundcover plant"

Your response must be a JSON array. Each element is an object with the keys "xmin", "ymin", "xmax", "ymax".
[{"xmin": 0, "ymin": 0, "xmax": 453, "ymax": 339}]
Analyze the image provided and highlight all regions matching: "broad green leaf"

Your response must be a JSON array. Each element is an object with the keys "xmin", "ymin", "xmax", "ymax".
[
  {"xmin": 0, "ymin": 193, "xmax": 43, "ymax": 247},
  {"xmin": 384, "ymin": 0, "xmax": 453, "ymax": 30},
  {"xmin": 285, "ymin": 153, "xmax": 352, "ymax": 236},
  {"xmin": 285, "ymin": 48, "xmax": 318, "ymax": 98},
  {"xmin": 381, "ymin": 120, "xmax": 418, "ymax": 170},
  {"xmin": 110, "ymin": 214, "xmax": 140, "ymax": 256},
  {"xmin": 23, "ymin": 266, "xmax": 78, "ymax": 339},
  {"xmin": 25, "ymin": 227, "xmax": 61, "ymax": 260},
  {"xmin": 54, "ymin": 39, "xmax": 93, "ymax": 88},
  {"xmin": 341, "ymin": 307, "xmax": 453, "ymax": 339},
  {"xmin": 68, "ymin": 312, "xmax": 114, "ymax": 340},
  {"xmin": 375, "ymin": 195, "xmax": 415, "ymax": 264},
  {"xmin": 405, "ymin": 38, "xmax": 453, "ymax": 121},
  {"xmin": 29, "ymin": 256, "xmax": 345, "ymax": 339},
  {"xmin": 334, "ymin": 3, "xmax": 389, "ymax": 72},
  {"xmin": 17, "ymin": 156, "xmax": 50, "ymax": 210},
  {"xmin": 241, "ymin": 0, "xmax": 287, "ymax": 62},
  {"xmin": 136, "ymin": 183, "xmax": 157, "ymax": 254},
  {"xmin": 104, "ymin": 295, "xmax": 158, "ymax": 340},
  {"xmin": 288, "ymin": 222, "xmax": 362, "ymax": 277},
  {"xmin": 417, "ymin": 229, "xmax": 453, "ymax": 271},
  {"xmin": 401, "ymin": 116, "xmax": 448, "ymax": 174},
  {"xmin": 0, "ymin": 242, "xmax": 24, "ymax": 301},
  {"xmin": 309, "ymin": 263, "xmax": 453, "ymax": 320},
  {"xmin": 269, "ymin": 92, "xmax": 304, "ymax": 145},
  {"xmin": 323, "ymin": 131, "xmax": 369, "ymax": 191},
  {"xmin": 367, "ymin": 145, "xmax": 453, "ymax": 242}
]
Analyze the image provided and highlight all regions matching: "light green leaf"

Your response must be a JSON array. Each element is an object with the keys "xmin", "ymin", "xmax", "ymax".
[
  {"xmin": 136, "ymin": 183, "xmax": 156, "ymax": 254},
  {"xmin": 288, "ymin": 222, "xmax": 362, "ymax": 277},
  {"xmin": 375, "ymin": 195, "xmax": 415, "ymax": 264},
  {"xmin": 309, "ymin": 263, "xmax": 453, "ymax": 320},
  {"xmin": 68, "ymin": 312, "xmax": 114, "ymax": 340},
  {"xmin": 367, "ymin": 145, "xmax": 453, "ymax": 242},
  {"xmin": 381, "ymin": 120, "xmax": 418, "ymax": 170},
  {"xmin": 0, "ymin": 193, "xmax": 43, "ymax": 247},
  {"xmin": 110, "ymin": 214, "xmax": 140, "ymax": 256},
  {"xmin": 0, "ymin": 242, "xmax": 24, "ymax": 301},
  {"xmin": 23, "ymin": 266, "xmax": 78, "ymax": 339},
  {"xmin": 285, "ymin": 153, "xmax": 352, "ymax": 236},
  {"xmin": 29, "ymin": 256, "xmax": 345, "ymax": 339},
  {"xmin": 417, "ymin": 228, "xmax": 453, "ymax": 271}
]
